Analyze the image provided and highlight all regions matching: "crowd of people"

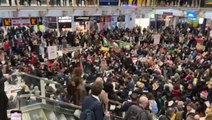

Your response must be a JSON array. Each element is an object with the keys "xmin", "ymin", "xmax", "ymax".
[
  {"xmin": 0, "ymin": 0, "xmax": 206, "ymax": 7},
  {"xmin": 0, "ymin": 21, "xmax": 211, "ymax": 120}
]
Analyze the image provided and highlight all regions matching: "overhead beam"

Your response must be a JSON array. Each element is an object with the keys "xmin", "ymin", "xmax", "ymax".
[{"xmin": 0, "ymin": 6, "xmax": 211, "ymax": 13}]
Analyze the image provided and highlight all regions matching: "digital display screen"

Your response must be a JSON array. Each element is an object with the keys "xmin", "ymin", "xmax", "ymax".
[
  {"xmin": 186, "ymin": 11, "xmax": 197, "ymax": 18},
  {"xmin": 99, "ymin": 0, "xmax": 119, "ymax": 6}
]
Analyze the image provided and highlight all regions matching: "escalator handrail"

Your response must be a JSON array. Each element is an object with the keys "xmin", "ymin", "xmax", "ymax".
[
  {"xmin": 13, "ymin": 72, "xmax": 62, "ymax": 85},
  {"xmin": 18, "ymin": 94, "xmax": 82, "ymax": 109},
  {"xmin": 18, "ymin": 94, "xmax": 124, "ymax": 119}
]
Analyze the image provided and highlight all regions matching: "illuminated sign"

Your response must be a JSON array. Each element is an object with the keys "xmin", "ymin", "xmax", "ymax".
[
  {"xmin": 30, "ymin": 17, "xmax": 38, "ymax": 25},
  {"xmin": 99, "ymin": 0, "xmax": 119, "ymax": 6},
  {"xmin": 74, "ymin": 16, "xmax": 90, "ymax": 22},
  {"xmin": 58, "ymin": 16, "xmax": 72, "ymax": 23},
  {"xmin": 3, "ymin": 18, "xmax": 11, "ymax": 26},
  {"xmin": 186, "ymin": 11, "xmax": 197, "ymax": 18}
]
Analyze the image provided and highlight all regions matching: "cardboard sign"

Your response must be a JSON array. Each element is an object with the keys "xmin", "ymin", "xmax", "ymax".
[
  {"xmin": 47, "ymin": 46, "xmax": 58, "ymax": 60},
  {"xmin": 57, "ymin": 51, "xmax": 63, "ymax": 57},
  {"xmin": 131, "ymin": 56, "xmax": 138, "ymax": 63},
  {"xmin": 153, "ymin": 34, "xmax": 161, "ymax": 45},
  {"xmin": 101, "ymin": 46, "xmax": 109, "ymax": 52},
  {"xmin": 196, "ymin": 43, "xmax": 205, "ymax": 51}
]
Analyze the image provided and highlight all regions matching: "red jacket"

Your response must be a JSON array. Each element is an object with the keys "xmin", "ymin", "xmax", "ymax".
[
  {"xmin": 172, "ymin": 89, "xmax": 181, "ymax": 97},
  {"xmin": 4, "ymin": 41, "xmax": 10, "ymax": 51}
]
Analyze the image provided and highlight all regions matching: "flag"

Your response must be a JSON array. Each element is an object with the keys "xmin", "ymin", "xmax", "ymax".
[
  {"xmin": 101, "ymin": 34, "xmax": 119, "ymax": 47},
  {"xmin": 118, "ymin": 41, "xmax": 132, "ymax": 48},
  {"xmin": 104, "ymin": 38, "xmax": 111, "ymax": 46}
]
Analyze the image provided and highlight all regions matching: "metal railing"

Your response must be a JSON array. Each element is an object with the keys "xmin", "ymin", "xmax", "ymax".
[
  {"xmin": 10, "ymin": 71, "xmax": 124, "ymax": 120},
  {"xmin": 16, "ymin": 94, "xmax": 81, "ymax": 109},
  {"xmin": 0, "ymin": 0, "xmax": 208, "ymax": 8},
  {"xmin": 11, "ymin": 71, "xmax": 62, "ymax": 104},
  {"xmin": 9, "ymin": 94, "xmax": 124, "ymax": 120}
]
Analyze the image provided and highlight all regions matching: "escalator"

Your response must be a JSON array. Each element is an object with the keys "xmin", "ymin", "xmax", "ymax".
[
  {"xmin": 8, "ymin": 94, "xmax": 77, "ymax": 120},
  {"xmin": 8, "ymin": 72, "xmax": 123, "ymax": 120}
]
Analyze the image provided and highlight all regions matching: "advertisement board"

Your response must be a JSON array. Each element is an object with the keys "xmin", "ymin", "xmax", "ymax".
[
  {"xmin": 12, "ymin": 18, "xmax": 21, "ymax": 26},
  {"xmin": 11, "ymin": 18, "xmax": 30, "ymax": 26},
  {"xmin": 58, "ymin": 16, "xmax": 72, "ymax": 23},
  {"xmin": 74, "ymin": 16, "xmax": 90, "ymax": 22}
]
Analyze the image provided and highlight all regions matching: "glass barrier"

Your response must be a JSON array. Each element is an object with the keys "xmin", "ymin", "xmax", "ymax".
[
  {"xmin": 8, "ymin": 94, "xmax": 124, "ymax": 120},
  {"xmin": 7, "ymin": 72, "xmax": 124, "ymax": 120},
  {"xmin": 7, "ymin": 94, "xmax": 80, "ymax": 120},
  {"xmin": 7, "ymin": 71, "xmax": 64, "ymax": 110}
]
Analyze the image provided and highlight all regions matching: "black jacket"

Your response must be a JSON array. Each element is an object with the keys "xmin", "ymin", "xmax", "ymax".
[
  {"xmin": 81, "ymin": 95, "xmax": 104, "ymax": 120},
  {"xmin": 0, "ymin": 64, "xmax": 6, "ymax": 93}
]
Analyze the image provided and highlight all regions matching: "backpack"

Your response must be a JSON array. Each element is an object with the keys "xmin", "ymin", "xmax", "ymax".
[{"xmin": 80, "ymin": 101, "xmax": 99, "ymax": 120}]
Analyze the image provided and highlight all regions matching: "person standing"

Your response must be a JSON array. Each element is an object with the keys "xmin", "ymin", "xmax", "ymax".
[
  {"xmin": 63, "ymin": 0, "xmax": 67, "ymax": 6},
  {"xmin": 8, "ymin": 0, "xmax": 12, "ymax": 6},
  {"xmin": 37, "ymin": 0, "xmax": 41, "ymax": 6},
  {"xmin": 56, "ymin": 0, "xmax": 61, "ymax": 6},
  {"xmin": 125, "ymin": 95, "xmax": 153, "ymax": 120},
  {"xmin": 0, "ymin": 50, "xmax": 9, "ymax": 120},
  {"xmin": 28, "ymin": 0, "xmax": 31, "ymax": 6},
  {"xmin": 80, "ymin": 82, "xmax": 105, "ymax": 120}
]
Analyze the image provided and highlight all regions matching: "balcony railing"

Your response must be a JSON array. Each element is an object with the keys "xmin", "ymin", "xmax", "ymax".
[{"xmin": 0, "ymin": 0, "xmax": 210, "ymax": 9}]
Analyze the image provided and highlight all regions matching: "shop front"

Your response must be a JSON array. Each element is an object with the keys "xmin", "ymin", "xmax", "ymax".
[{"xmin": 58, "ymin": 16, "xmax": 72, "ymax": 31}]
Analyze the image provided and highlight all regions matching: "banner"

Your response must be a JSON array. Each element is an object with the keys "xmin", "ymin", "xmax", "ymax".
[{"xmin": 47, "ymin": 46, "xmax": 58, "ymax": 60}]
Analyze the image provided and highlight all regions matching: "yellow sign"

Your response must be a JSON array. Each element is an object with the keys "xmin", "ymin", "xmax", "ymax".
[{"xmin": 100, "ymin": 46, "xmax": 109, "ymax": 51}]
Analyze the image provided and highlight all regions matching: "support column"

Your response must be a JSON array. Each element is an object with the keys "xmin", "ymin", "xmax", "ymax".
[
  {"xmin": 71, "ymin": 15, "xmax": 76, "ymax": 31},
  {"xmin": 173, "ymin": 16, "xmax": 179, "ymax": 29},
  {"xmin": 56, "ymin": 16, "xmax": 60, "ymax": 36}
]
